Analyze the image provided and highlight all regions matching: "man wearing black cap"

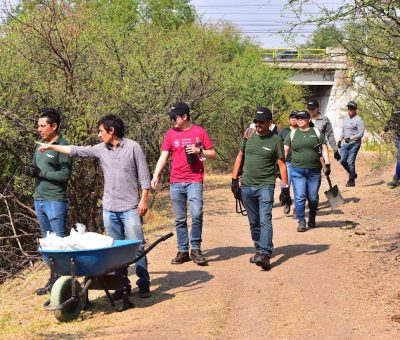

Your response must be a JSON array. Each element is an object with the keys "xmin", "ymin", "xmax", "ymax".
[
  {"xmin": 151, "ymin": 102, "xmax": 216, "ymax": 266},
  {"xmin": 231, "ymin": 107, "xmax": 291, "ymax": 270},
  {"xmin": 380, "ymin": 109, "xmax": 400, "ymax": 188},
  {"xmin": 307, "ymin": 99, "xmax": 341, "ymax": 161},
  {"xmin": 278, "ymin": 110, "xmax": 298, "ymax": 215},
  {"xmin": 337, "ymin": 101, "xmax": 365, "ymax": 187}
]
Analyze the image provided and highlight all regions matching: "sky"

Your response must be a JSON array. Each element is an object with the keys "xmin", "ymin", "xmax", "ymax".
[
  {"xmin": 191, "ymin": 0, "xmax": 347, "ymax": 48},
  {"xmin": 2, "ymin": 0, "xmax": 347, "ymax": 48}
]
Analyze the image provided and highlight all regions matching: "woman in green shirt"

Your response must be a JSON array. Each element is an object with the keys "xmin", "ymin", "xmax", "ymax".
[{"xmin": 284, "ymin": 111, "xmax": 331, "ymax": 232}]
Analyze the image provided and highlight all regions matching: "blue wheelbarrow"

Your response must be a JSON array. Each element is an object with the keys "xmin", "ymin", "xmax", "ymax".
[{"xmin": 40, "ymin": 232, "xmax": 173, "ymax": 322}]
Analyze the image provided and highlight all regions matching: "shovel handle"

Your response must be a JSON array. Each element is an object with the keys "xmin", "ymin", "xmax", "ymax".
[{"xmin": 319, "ymin": 157, "xmax": 333, "ymax": 189}]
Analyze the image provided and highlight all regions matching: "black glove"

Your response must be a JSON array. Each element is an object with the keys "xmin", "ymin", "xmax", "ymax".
[
  {"xmin": 324, "ymin": 164, "xmax": 331, "ymax": 177},
  {"xmin": 334, "ymin": 150, "xmax": 341, "ymax": 161},
  {"xmin": 231, "ymin": 179, "xmax": 240, "ymax": 199},
  {"xmin": 280, "ymin": 187, "xmax": 292, "ymax": 206},
  {"xmin": 344, "ymin": 138, "xmax": 351, "ymax": 143},
  {"xmin": 25, "ymin": 164, "xmax": 41, "ymax": 178},
  {"xmin": 337, "ymin": 140, "xmax": 341, "ymax": 149}
]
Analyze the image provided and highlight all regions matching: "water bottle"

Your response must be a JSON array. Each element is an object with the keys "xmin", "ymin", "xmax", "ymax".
[{"xmin": 185, "ymin": 144, "xmax": 195, "ymax": 164}]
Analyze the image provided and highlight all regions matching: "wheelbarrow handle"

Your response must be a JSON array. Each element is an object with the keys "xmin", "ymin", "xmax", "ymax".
[{"xmin": 133, "ymin": 232, "xmax": 174, "ymax": 263}]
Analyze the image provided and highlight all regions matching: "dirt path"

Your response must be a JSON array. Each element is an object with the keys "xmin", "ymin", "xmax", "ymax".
[{"xmin": 2, "ymin": 152, "xmax": 400, "ymax": 339}]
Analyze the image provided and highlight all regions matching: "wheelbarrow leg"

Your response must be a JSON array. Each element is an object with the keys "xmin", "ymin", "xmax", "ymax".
[
  {"xmin": 83, "ymin": 277, "xmax": 92, "ymax": 310},
  {"xmin": 99, "ymin": 277, "xmax": 134, "ymax": 312}
]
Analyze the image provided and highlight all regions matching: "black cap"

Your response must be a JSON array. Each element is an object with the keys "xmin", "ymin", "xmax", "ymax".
[
  {"xmin": 253, "ymin": 107, "xmax": 272, "ymax": 122},
  {"xmin": 347, "ymin": 101, "xmax": 357, "ymax": 109},
  {"xmin": 289, "ymin": 110, "xmax": 299, "ymax": 117},
  {"xmin": 167, "ymin": 102, "xmax": 190, "ymax": 117},
  {"xmin": 307, "ymin": 99, "xmax": 319, "ymax": 109},
  {"xmin": 296, "ymin": 110, "xmax": 311, "ymax": 119}
]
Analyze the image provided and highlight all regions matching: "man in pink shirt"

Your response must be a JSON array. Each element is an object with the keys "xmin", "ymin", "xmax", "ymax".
[{"xmin": 151, "ymin": 102, "xmax": 216, "ymax": 265}]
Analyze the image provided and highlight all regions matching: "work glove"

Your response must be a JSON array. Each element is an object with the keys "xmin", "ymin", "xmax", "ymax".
[
  {"xmin": 280, "ymin": 187, "xmax": 292, "ymax": 206},
  {"xmin": 280, "ymin": 188, "xmax": 292, "ymax": 205},
  {"xmin": 324, "ymin": 164, "xmax": 331, "ymax": 177},
  {"xmin": 333, "ymin": 150, "xmax": 341, "ymax": 161},
  {"xmin": 231, "ymin": 179, "xmax": 240, "ymax": 199},
  {"xmin": 344, "ymin": 137, "xmax": 351, "ymax": 143},
  {"xmin": 25, "ymin": 164, "xmax": 41, "ymax": 178},
  {"xmin": 337, "ymin": 140, "xmax": 341, "ymax": 149}
]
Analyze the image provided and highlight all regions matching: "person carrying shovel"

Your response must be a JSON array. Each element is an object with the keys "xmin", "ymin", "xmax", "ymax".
[{"xmin": 284, "ymin": 110, "xmax": 331, "ymax": 232}]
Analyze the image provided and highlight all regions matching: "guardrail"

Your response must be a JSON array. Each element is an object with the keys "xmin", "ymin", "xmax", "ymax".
[{"xmin": 259, "ymin": 48, "xmax": 326, "ymax": 61}]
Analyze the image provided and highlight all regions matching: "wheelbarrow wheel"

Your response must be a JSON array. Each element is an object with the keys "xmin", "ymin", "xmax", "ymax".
[{"xmin": 50, "ymin": 276, "xmax": 84, "ymax": 322}]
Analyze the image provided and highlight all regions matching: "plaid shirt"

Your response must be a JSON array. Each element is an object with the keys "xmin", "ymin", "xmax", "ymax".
[{"xmin": 70, "ymin": 138, "xmax": 151, "ymax": 212}]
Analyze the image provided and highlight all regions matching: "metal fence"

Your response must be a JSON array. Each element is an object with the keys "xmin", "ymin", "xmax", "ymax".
[{"xmin": 259, "ymin": 48, "xmax": 326, "ymax": 61}]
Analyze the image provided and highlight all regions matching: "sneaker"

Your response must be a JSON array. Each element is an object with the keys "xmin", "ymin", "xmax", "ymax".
[
  {"xmin": 283, "ymin": 203, "xmax": 291, "ymax": 214},
  {"xmin": 308, "ymin": 216, "xmax": 316, "ymax": 228},
  {"xmin": 171, "ymin": 251, "xmax": 190, "ymax": 264},
  {"xmin": 297, "ymin": 220, "xmax": 307, "ymax": 232},
  {"xmin": 255, "ymin": 253, "xmax": 271, "ymax": 271},
  {"xmin": 249, "ymin": 252, "xmax": 260, "ymax": 264},
  {"xmin": 346, "ymin": 180, "xmax": 355, "ymax": 187},
  {"xmin": 190, "ymin": 249, "xmax": 208, "ymax": 266},
  {"xmin": 35, "ymin": 275, "xmax": 59, "ymax": 296},
  {"xmin": 138, "ymin": 284, "xmax": 151, "ymax": 298},
  {"xmin": 387, "ymin": 176, "xmax": 399, "ymax": 189},
  {"xmin": 292, "ymin": 207, "xmax": 297, "ymax": 219}
]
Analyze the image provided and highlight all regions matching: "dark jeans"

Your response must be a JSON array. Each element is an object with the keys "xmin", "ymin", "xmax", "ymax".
[
  {"xmin": 291, "ymin": 167, "xmax": 321, "ymax": 222},
  {"xmin": 240, "ymin": 185, "xmax": 274, "ymax": 255},
  {"xmin": 396, "ymin": 137, "xmax": 400, "ymax": 178},
  {"xmin": 340, "ymin": 141, "xmax": 361, "ymax": 180}
]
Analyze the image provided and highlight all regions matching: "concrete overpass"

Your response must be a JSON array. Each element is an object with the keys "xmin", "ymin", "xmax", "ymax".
[{"xmin": 262, "ymin": 48, "xmax": 355, "ymax": 140}]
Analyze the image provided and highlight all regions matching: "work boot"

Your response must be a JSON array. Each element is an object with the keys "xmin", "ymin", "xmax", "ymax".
[
  {"xmin": 249, "ymin": 251, "xmax": 260, "ymax": 264},
  {"xmin": 190, "ymin": 249, "xmax": 208, "ymax": 266},
  {"xmin": 255, "ymin": 253, "xmax": 271, "ymax": 271},
  {"xmin": 283, "ymin": 203, "xmax": 291, "ymax": 215},
  {"xmin": 308, "ymin": 216, "xmax": 316, "ymax": 228},
  {"xmin": 292, "ymin": 207, "xmax": 297, "ymax": 219},
  {"xmin": 387, "ymin": 176, "xmax": 399, "ymax": 189},
  {"xmin": 111, "ymin": 284, "xmax": 131, "ymax": 300},
  {"xmin": 171, "ymin": 251, "xmax": 190, "ymax": 264},
  {"xmin": 35, "ymin": 274, "xmax": 59, "ymax": 296},
  {"xmin": 138, "ymin": 284, "xmax": 151, "ymax": 298},
  {"xmin": 297, "ymin": 220, "xmax": 307, "ymax": 232},
  {"xmin": 346, "ymin": 179, "xmax": 355, "ymax": 187}
]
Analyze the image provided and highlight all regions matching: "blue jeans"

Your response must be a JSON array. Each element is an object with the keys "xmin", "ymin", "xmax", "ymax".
[
  {"xmin": 103, "ymin": 209, "xmax": 149, "ymax": 288},
  {"xmin": 170, "ymin": 182, "xmax": 203, "ymax": 252},
  {"xmin": 34, "ymin": 200, "xmax": 69, "ymax": 238},
  {"xmin": 240, "ymin": 185, "xmax": 274, "ymax": 255},
  {"xmin": 291, "ymin": 167, "xmax": 321, "ymax": 222},
  {"xmin": 340, "ymin": 142, "xmax": 361, "ymax": 180},
  {"xmin": 395, "ymin": 137, "xmax": 400, "ymax": 178}
]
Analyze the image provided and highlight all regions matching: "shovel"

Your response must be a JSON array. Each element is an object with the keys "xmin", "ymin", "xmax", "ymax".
[{"xmin": 314, "ymin": 143, "xmax": 345, "ymax": 209}]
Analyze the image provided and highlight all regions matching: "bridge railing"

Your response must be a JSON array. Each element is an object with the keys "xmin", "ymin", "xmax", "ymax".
[{"xmin": 259, "ymin": 48, "xmax": 326, "ymax": 61}]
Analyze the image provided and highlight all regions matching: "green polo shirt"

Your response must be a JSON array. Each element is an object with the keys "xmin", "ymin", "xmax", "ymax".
[
  {"xmin": 241, "ymin": 132, "xmax": 284, "ymax": 186},
  {"xmin": 33, "ymin": 135, "xmax": 72, "ymax": 201},
  {"xmin": 284, "ymin": 128, "xmax": 327, "ymax": 169}
]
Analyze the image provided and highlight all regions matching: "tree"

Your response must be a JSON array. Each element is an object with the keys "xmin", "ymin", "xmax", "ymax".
[{"xmin": 303, "ymin": 25, "xmax": 344, "ymax": 49}]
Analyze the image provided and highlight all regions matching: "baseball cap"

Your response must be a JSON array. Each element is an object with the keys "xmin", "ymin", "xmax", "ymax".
[
  {"xmin": 296, "ymin": 110, "xmax": 311, "ymax": 119},
  {"xmin": 347, "ymin": 101, "xmax": 357, "ymax": 109},
  {"xmin": 289, "ymin": 110, "xmax": 299, "ymax": 117},
  {"xmin": 253, "ymin": 107, "xmax": 272, "ymax": 122},
  {"xmin": 307, "ymin": 99, "xmax": 319, "ymax": 109},
  {"xmin": 167, "ymin": 102, "xmax": 190, "ymax": 117}
]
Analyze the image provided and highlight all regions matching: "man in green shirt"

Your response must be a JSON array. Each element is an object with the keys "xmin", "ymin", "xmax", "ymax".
[
  {"xmin": 231, "ymin": 107, "xmax": 290, "ymax": 270},
  {"xmin": 25, "ymin": 108, "xmax": 72, "ymax": 295}
]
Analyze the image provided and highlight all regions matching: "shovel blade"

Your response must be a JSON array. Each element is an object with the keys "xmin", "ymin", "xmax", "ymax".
[{"xmin": 324, "ymin": 185, "xmax": 344, "ymax": 209}]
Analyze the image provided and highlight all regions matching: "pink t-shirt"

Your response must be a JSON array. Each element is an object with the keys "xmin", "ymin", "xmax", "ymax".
[{"xmin": 161, "ymin": 124, "xmax": 213, "ymax": 183}]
